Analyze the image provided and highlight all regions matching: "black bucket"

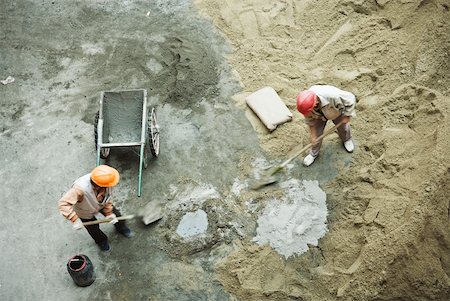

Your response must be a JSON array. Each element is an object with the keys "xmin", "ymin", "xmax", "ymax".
[{"xmin": 67, "ymin": 254, "xmax": 95, "ymax": 287}]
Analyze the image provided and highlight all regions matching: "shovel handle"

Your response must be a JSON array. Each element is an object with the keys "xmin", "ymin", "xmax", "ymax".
[
  {"xmin": 280, "ymin": 121, "xmax": 344, "ymax": 168},
  {"xmin": 82, "ymin": 215, "xmax": 135, "ymax": 226}
]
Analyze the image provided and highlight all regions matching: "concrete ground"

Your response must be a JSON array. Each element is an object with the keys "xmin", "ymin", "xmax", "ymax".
[
  {"xmin": 0, "ymin": 1, "xmax": 256, "ymax": 300},
  {"xmin": 0, "ymin": 1, "xmax": 351, "ymax": 300}
]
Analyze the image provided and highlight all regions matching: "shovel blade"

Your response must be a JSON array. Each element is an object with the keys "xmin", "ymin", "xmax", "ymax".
[
  {"xmin": 140, "ymin": 201, "xmax": 164, "ymax": 225},
  {"xmin": 248, "ymin": 164, "xmax": 284, "ymax": 190},
  {"xmin": 250, "ymin": 175, "xmax": 278, "ymax": 190}
]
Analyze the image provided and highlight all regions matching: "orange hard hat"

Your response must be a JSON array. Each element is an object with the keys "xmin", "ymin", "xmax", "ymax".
[
  {"xmin": 91, "ymin": 165, "xmax": 119, "ymax": 187},
  {"xmin": 296, "ymin": 90, "xmax": 317, "ymax": 115}
]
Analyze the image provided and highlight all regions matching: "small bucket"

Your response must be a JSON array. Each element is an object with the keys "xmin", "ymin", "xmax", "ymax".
[{"xmin": 67, "ymin": 254, "xmax": 95, "ymax": 287}]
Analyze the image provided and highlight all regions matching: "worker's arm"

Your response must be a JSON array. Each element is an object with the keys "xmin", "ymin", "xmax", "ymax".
[
  {"xmin": 340, "ymin": 92, "xmax": 356, "ymax": 117},
  {"xmin": 100, "ymin": 195, "xmax": 118, "ymax": 224},
  {"xmin": 58, "ymin": 187, "xmax": 83, "ymax": 222},
  {"xmin": 101, "ymin": 195, "xmax": 114, "ymax": 217}
]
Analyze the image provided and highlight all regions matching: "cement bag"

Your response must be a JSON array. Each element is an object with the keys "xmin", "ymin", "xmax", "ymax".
[{"xmin": 245, "ymin": 86, "xmax": 293, "ymax": 131}]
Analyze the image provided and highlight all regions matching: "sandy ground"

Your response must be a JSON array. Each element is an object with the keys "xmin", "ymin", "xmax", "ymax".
[
  {"xmin": 2, "ymin": 0, "xmax": 450, "ymax": 300},
  {"xmin": 194, "ymin": 0, "xmax": 450, "ymax": 300}
]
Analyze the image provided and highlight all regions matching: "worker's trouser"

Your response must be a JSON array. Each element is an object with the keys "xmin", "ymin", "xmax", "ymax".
[
  {"xmin": 309, "ymin": 115, "xmax": 352, "ymax": 157},
  {"xmin": 80, "ymin": 207, "xmax": 127, "ymax": 244}
]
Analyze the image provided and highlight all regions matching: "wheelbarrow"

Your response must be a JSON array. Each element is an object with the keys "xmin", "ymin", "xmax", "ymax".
[{"xmin": 94, "ymin": 89, "xmax": 160, "ymax": 196}]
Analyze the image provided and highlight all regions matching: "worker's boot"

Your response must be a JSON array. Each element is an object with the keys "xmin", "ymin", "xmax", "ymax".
[
  {"xmin": 116, "ymin": 225, "xmax": 134, "ymax": 238},
  {"xmin": 303, "ymin": 154, "xmax": 317, "ymax": 167},
  {"xmin": 97, "ymin": 240, "xmax": 111, "ymax": 252},
  {"xmin": 344, "ymin": 139, "xmax": 354, "ymax": 153}
]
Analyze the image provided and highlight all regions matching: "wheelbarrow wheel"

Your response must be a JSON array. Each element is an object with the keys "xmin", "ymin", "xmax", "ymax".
[
  {"xmin": 94, "ymin": 111, "xmax": 110, "ymax": 159},
  {"xmin": 147, "ymin": 107, "xmax": 160, "ymax": 157}
]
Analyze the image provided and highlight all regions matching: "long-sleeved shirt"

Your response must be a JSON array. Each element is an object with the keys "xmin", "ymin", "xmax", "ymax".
[
  {"xmin": 58, "ymin": 174, "xmax": 114, "ymax": 222},
  {"xmin": 305, "ymin": 85, "xmax": 356, "ymax": 125}
]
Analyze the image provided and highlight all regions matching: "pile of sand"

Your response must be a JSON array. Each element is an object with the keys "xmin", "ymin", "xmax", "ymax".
[{"xmin": 194, "ymin": 0, "xmax": 450, "ymax": 300}]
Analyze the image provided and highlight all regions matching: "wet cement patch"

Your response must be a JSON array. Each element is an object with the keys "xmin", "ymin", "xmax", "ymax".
[
  {"xmin": 176, "ymin": 209, "xmax": 209, "ymax": 238},
  {"xmin": 279, "ymin": 140, "xmax": 355, "ymax": 185}
]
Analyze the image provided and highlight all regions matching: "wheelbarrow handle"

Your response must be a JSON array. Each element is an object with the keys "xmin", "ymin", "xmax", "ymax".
[{"xmin": 82, "ymin": 215, "xmax": 135, "ymax": 226}]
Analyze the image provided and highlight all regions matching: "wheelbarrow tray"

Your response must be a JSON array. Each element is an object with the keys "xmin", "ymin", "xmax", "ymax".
[
  {"xmin": 98, "ymin": 89, "xmax": 147, "ymax": 146},
  {"xmin": 95, "ymin": 89, "xmax": 159, "ymax": 196}
]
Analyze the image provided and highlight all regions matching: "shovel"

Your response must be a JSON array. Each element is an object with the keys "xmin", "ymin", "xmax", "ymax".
[
  {"xmin": 251, "ymin": 121, "xmax": 344, "ymax": 190},
  {"xmin": 82, "ymin": 215, "xmax": 136, "ymax": 226},
  {"xmin": 82, "ymin": 201, "xmax": 164, "ymax": 226}
]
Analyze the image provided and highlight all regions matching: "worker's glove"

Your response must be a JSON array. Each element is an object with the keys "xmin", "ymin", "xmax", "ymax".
[
  {"xmin": 106, "ymin": 213, "xmax": 118, "ymax": 224},
  {"xmin": 72, "ymin": 219, "xmax": 84, "ymax": 230}
]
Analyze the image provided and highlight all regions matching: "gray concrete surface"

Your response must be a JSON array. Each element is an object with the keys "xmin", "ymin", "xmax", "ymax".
[
  {"xmin": 0, "ymin": 1, "xmax": 352, "ymax": 300},
  {"xmin": 0, "ymin": 1, "xmax": 260, "ymax": 300}
]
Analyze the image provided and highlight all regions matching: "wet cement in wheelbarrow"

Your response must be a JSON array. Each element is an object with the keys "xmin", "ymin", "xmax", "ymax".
[
  {"xmin": 0, "ymin": 1, "xmax": 349, "ymax": 300},
  {"xmin": 101, "ymin": 90, "xmax": 145, "ymax": 144}
]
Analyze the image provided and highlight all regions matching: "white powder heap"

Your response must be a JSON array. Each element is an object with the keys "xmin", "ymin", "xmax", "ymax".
[{"xmin": 253, "ymin": 179, "xmax": 328, "ymax": 258}]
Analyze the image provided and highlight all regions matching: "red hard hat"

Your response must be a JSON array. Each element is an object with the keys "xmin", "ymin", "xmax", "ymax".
[{"xmin": 296, "ymin": 90, "xmax": 317, "ymax": 115}]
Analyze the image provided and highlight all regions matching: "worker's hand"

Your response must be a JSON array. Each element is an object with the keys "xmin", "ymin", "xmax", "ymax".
[
  {"xmin": 72, "ymin": 219, "xmax": 84, "ymax": 230},
  {"xmin": 106, "ymin": 213, "xmax": 118, "ymax": 224},
  {"xmin": 341, "ymin": 116, "xmax": 351, "ymax": 124}
]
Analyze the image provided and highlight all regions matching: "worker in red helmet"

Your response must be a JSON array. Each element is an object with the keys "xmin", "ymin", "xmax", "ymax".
[
  {"xmin": 58, "ymin": 165, "xmax": 133, "ymax": 252},
  {"xmin": 297, "ymin": 85, "xmax": 356, "ymax": 166}
]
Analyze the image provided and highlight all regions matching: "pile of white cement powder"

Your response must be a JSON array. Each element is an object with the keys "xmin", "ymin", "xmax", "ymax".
[{"xmin": 253, "ymin": 179, "xmax": 328, "ymax": 258}]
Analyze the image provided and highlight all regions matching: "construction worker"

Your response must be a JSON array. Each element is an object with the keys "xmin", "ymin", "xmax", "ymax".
[
  {"xmin": 58, "ymin": 165, "xmax": 133, "ymax": 252},
  {"xmin": 296, "ymin": 85, "xmax": 356, "ymax": 166}
]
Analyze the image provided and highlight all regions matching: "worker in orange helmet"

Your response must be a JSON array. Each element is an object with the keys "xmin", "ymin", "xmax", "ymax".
[
  {"xmin": 58, "ymin": 165, "xmax": 133, "ymax": 252},
  {"xmin": 297, "ymin": 85, "xmax": 356, "ymax": 167}
]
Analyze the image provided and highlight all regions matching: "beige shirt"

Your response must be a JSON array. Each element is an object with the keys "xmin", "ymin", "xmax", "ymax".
[
  {"xmin": 305, "ymin": 85, "xmax": 356, "ymax": 125},
  {"xmin": 58, "ymin": 174, "xmax": 114, "ymax": 221}
]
